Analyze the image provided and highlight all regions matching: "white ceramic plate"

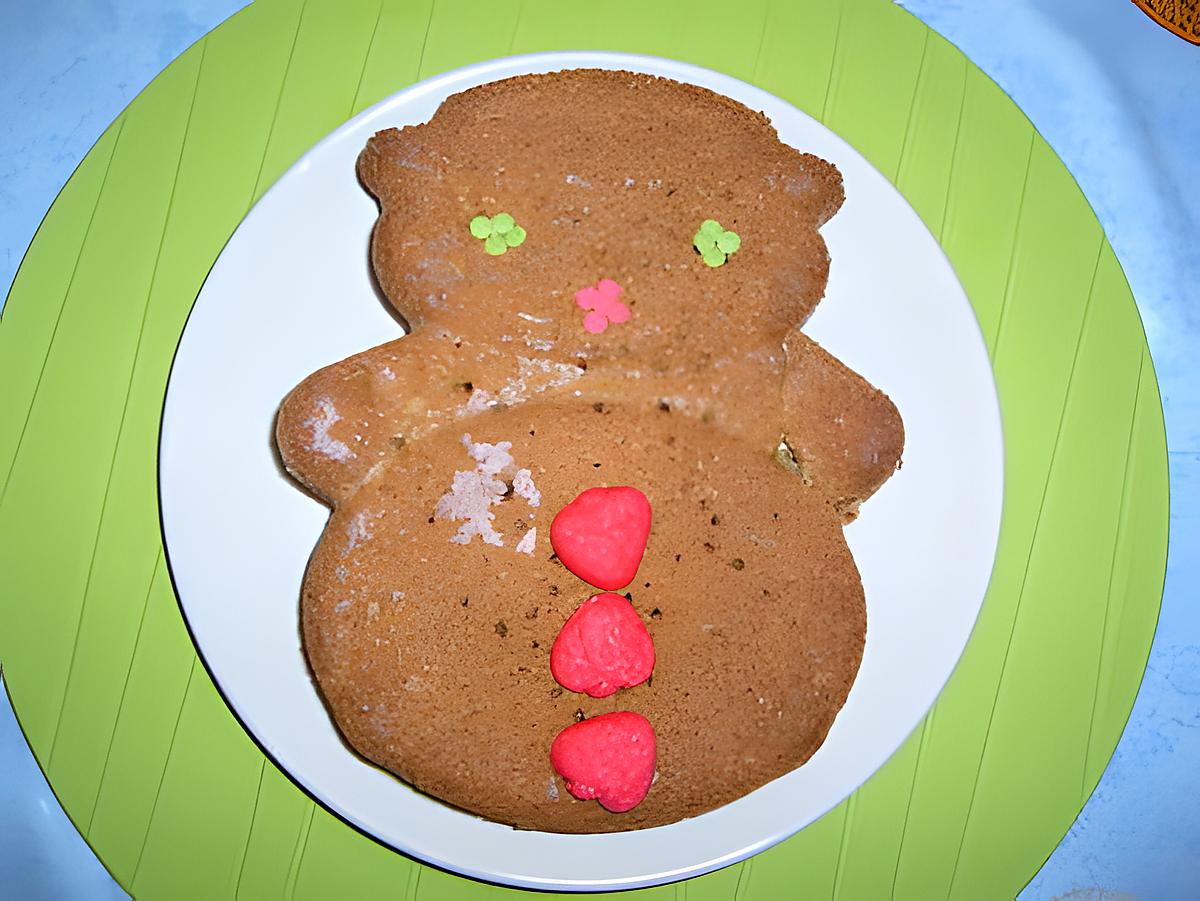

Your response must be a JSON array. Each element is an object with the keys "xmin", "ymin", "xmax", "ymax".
[{"xmin": 160, "ymin": 52, "xmax": 1003, "ymax": 891}]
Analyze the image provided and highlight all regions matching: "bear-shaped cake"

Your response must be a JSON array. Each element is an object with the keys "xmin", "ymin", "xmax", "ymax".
[{"xmin": 275, "ymin": 70, "xmax": 903, "ymax": 833}]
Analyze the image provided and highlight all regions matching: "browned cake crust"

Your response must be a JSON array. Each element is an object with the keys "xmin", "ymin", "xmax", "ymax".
[{"xmin": 275, "ymin": 69, "xmax": 904, "ymax": 832}]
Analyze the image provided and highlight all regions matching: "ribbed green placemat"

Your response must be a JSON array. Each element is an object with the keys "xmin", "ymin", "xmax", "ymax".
[{"xmin": 0, "ymin": 0, "xmax": 1168, "ymax": 897}]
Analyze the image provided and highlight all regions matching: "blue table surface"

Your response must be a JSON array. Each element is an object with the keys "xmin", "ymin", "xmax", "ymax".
[{"xmin": 1, "ymin": 2, "xmax": 1197, "ymax": 898}]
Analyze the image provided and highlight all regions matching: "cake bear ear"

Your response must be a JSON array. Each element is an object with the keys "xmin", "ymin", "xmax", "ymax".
[
  {"xmin": 783, "ymin": 153, "xmax": 845, "ymax": 229},
  {"xmin": 356, "ymin": 127, "xmax": 417, "ymax": 204},
  {"xmin": 356, "ymin": 128, "xmax": 451, "ymax": 333}
]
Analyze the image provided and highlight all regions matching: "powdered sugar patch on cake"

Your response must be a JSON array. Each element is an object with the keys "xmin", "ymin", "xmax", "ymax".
[
  {"xmin": 464, "ymin": 387, "xmax": 496, "ymax": 415},
  {"xmin": 463, "ymin": 432, "xmax": 514, "ymax": 476},
  {"xmin": 455, "ymin": 357, "xmax": 583, "ymax": 418},
  {"xmin": 525, "ymin": 335, "xmax": 556, "ymax": 351},
  {"xmin": 343, "ymin": 510, "xmax": 380, "ymax": 557},
  {"xmin": 304, "ymin": 398, "xmax": 354, "ymax": 462},
  {"xmin": 435, "ymin": 467, "xmax": 507, "ymax": 547},
  {"xmin": 435, "ymin": 434, "xmax": 542, "ymax": 549},
  {"xmin": 513, "ymin": 469, "xmax": 541, "ymax": 507}
]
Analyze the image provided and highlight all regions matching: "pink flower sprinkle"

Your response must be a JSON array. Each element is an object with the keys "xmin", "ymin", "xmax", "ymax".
[{"xmin": 575, "ymin": 279, "xmax": 629, "ymax": 334}]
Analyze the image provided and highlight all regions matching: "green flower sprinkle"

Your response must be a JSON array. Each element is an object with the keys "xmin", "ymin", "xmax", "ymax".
[
  {"xmin": 469, "ymin": 212, "xmax": 526, "ymax": 255},
  {"xmin": 693, "ymin": 218, "xmax": 741, "ymax": 267}
]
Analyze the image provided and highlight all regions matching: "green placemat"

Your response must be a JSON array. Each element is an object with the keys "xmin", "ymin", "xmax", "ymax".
[{"xmin": 0, "ymin": 0, "xmax": 1168, "ymax": 897}]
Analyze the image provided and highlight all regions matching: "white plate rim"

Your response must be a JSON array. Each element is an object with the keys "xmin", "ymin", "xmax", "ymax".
[{"xmin": 158, "ymin": 50, "xmax": 1005, "ymax": 891}]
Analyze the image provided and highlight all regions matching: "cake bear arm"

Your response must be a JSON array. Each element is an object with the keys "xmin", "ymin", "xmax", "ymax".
[
  {"xmin": 779, "ymin": 328, "xmax": 904, "ymax": 519},
  {"xmin": 276, "ymin": 331, "xmax": 490, "ymax": 504}
]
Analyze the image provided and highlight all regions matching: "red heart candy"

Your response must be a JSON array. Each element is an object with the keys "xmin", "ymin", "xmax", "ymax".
[
  {"xmin": 550, "ymin": 712, "xmax": 657, "ymax": 813},
  {"xmin": 550, "ymin": 487, "xmax": 651, "ymax": 590},
  {"xmin": 551, "ymin": 593, "xmax": 655, "ymax": 698}
]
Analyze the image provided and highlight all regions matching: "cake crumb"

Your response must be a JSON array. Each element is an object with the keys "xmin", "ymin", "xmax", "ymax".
[{"xmin": 515, "ymin": 527, "xmax": 537, "ymax": 555}]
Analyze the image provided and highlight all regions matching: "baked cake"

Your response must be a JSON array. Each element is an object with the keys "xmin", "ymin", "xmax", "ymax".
[{"xmin": 275, "ymin": 69, "xmax": 904, "ymax": 832}]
